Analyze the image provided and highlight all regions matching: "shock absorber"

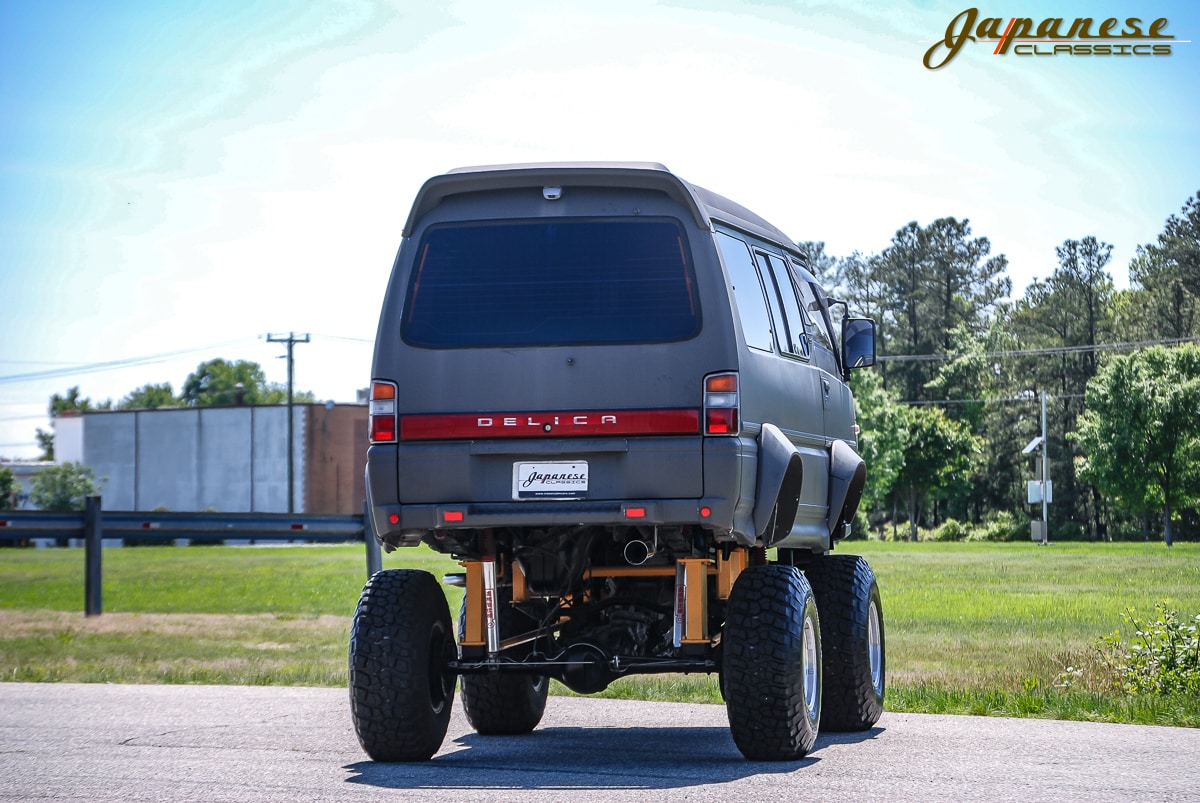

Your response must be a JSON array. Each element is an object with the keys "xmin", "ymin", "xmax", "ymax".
[{"xmin": 480, "ymin": 530, "xmax": 500, "ymax": 655}]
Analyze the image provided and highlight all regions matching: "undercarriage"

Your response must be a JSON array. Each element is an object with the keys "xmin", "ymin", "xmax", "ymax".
[
  {"xmin": 349, "ymin": 524, "xmax": 884, "ymax": 763},
  {"xmin": 441, "ymin": 525, "xmax": 752, "ymax": 694}
]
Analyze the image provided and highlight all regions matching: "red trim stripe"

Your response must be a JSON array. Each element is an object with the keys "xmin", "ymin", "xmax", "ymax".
[{"xmin": 400, "ymin": 409, "xmax": 701, "ymax": 441}]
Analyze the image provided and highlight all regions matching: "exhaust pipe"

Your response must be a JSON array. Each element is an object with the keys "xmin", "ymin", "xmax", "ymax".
[{"xmin": 623, "ymin": 539, "xmax": 656, "ymax": 566}]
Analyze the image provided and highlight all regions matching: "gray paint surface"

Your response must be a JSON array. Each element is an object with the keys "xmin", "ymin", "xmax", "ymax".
[
  {"xmin": 85, "ymin": 415, "xmax": 137, "ymax": 509},
  {"xmin": 137, "ymin": 409, "xmax": 199, "ymax": 510},
  {"xmin": 1, "ymin": 683, "xmax": 1197, "ymax": 802},
  {"xmin": 198, "ymin": 407, "xmax": 253, "ymax": 510}
]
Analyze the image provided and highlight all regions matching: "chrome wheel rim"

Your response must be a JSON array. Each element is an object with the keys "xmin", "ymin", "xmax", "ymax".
[
  {"xmin": 868, "ymin": 599, "xmax": 883, "ymax": 694},
  {"xmin": 802, "ymin": 613, "xmax": 819, "ymax": 717}
]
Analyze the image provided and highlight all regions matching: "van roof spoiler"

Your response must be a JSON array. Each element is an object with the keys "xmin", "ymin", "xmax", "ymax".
[{"xmin": 402, "ymin": 162, "xmax": 797, "ymax": 247}]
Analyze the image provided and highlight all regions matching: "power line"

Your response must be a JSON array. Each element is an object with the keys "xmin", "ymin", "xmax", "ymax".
[
  {"xmin": 877, "ymin": 336, "xmax": 1200, "ymax": 363},
  {"xmin": 0, "ymin": 359, "xmax": 87, "ymax": 367},
  {"xmin": 900, "ymin": 394, "xmax": 1086, "ymax": 406},
  {"xmin": 0, "ymin": 339, "xmax": 259, "ymax": 384},
  {"xmin": 310, "ymin": 333, "xmax": 373, "ymax": 343}
]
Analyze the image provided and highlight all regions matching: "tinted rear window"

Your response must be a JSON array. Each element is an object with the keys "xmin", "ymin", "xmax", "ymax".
[{"xmin": 402, "ymin": 219, "xmax": 701, "ymax": 348}]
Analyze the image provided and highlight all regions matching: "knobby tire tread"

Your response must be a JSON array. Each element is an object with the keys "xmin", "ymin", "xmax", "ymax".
[
  {"xmin": 722, "ymin": 564, "xmax": 821, "ymax": 761},
  {"xmin": 349, "ymin": 569, "xmax": 455, "ymax": 762},
  {"xmin": 803, "ymin": 554, "xmax": 885, "ymax": 731},
  {"xmin": 458, "ymin": 600, "xmax": 549, "ymax": 734}
]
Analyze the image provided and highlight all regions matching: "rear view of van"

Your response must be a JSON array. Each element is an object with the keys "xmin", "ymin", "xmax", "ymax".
[{"xmin": 351, "ymin": 162, "xmax": 884, "ymax": 763}]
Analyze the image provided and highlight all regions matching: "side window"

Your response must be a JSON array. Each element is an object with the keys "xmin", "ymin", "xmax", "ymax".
[
  {"xmin": 753, "ymin": 252, "xmax": 790, "ymax": 355},
  {"xmin": 791, "ymin": 258, "xmax": 839, "ymax": 352},
  {"xmin": 794, "ymin": 276, "xmax": 833, "ymax": 351},
  {"xmin": 756, "ymin": 252, "xmax": 809, "ymax": 359},
  {"xmin": 716, "ymin": 232, "xmax": 775, "ymax": 352},
  {"xmin": 794, "ymin": 274, "xmax": 839, "ymax": 374},
  {"xmin": 808, "ymin": 278, "xmax": 841, "ymax": 353}
]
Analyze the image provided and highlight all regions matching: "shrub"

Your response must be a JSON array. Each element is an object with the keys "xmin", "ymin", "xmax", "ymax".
[
  {"xmin": 929, "ymin": 519, "xmax": 967, "ymax": 542},
  {"xmin": 1059, "ymin": 604, "xmax": 1200, "ymax": 696},
  {"xmin": 0, "ymin": 465, "xmax": 18, "ymax": 510},
  {"xmin": 967, "ymin": 510, "xmax": 1024, "ymax": 542},
  {"xmin": 29, "ymin": 462, "xmax": 103, "ymax": 511}
]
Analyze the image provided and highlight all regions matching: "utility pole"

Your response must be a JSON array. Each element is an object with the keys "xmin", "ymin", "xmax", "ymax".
[
  {"xmin": 1040, "ymin": 389, "xmax": 1049, "ymax": 546},
  {"xmin": 267, "ymin": 333, "xmax": 310, "ymax": 513}
]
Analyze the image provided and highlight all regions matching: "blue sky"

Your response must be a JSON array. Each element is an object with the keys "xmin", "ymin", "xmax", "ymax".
[{"xmin": 2, "ymin": 0, "xmax": 1198, "ymax": 459}]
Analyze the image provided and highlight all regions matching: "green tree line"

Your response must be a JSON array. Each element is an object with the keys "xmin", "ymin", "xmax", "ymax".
[
  {"xmin": 808, "ymin": 191, "xmax": 1200, "ymax": 544},
  {"xmin": 36, "ymin": 359, "xmax": 316, "ymax": 461}
]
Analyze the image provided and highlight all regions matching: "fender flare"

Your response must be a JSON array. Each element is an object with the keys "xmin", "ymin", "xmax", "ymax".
[
  {"xmin": 754, "ymin": 423, "xmax": 804, "ymax": 547},
  {"xmin": 827, "ymin": 439, "xmax": 866, "ymax": 539}
]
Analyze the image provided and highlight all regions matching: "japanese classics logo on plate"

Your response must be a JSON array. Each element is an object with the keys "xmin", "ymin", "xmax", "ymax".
[
  {"xmin": 514, "ymin": 462, "xmax": 589, "ymax": 500},
  {"xmin": 924, "ymin": 8, "xmax": 1179, "ymax": 69}
]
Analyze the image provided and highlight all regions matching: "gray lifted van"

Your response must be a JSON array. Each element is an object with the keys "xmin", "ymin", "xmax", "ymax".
[{"xmin": 351, "ymin": 162, "xmax": 883, "ymax": 762}]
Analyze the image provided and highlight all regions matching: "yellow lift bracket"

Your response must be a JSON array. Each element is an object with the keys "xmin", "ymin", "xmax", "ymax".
[
  {"xmin": 716, "ymin": 546, "xmax": 748, "ymax": 600},
  {"xmin": 461, "ymin": 560, "xmax": 486, "ymax": 648},
  {"xmin": 673, "ymin": 557, "xmax": 709, "ymax": 646},
  {"xmin": 675, "ymin": 548, "xmax": 747, "ymax": 648},
  {"xmin": 511, "ymin": 558, "xmax": 529, "ymax": 602}
]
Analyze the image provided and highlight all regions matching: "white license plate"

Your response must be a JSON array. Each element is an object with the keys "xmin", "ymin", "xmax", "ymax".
[{"xmin": 512, "ymin": 461, "xmax": 589, "ymax": 500}]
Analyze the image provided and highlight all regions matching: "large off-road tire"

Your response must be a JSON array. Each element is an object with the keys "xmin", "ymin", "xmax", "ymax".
[
  {"xmin": 803, "ymin": 554, "xmax": 885, "ymax": 731},
  {"xmin": 722, "ymin": 565, "xmax": 822, "ymax": 761},
  {"xmin": 349, "ymin": 569, "xmax": 456, "ymax": 762},
  {"xmin": 458, "ymin": 600, "xmax": 549, "ymax": 735}
]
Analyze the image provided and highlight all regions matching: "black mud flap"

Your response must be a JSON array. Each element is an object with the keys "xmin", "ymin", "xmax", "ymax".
[
  {"xmin": 754, "ymin": 424, "xmax": 804, "ymax": 547},
  {"xmin": 827, "ymin": 439, "xmax": 866, "ymax": 539}
]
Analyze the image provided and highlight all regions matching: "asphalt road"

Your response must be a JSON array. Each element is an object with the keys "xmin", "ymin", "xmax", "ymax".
[{"xmin": 1, "ymin": 683, "xmax": 1197, "ymax": 802}]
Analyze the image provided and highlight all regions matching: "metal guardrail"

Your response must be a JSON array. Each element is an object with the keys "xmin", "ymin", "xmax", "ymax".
[{"xmin": 0, "ymin": 496, "xmax": 383, "ymax": 616}]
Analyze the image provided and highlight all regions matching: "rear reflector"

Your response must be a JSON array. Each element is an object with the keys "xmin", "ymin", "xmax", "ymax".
[{"xmin": 443, "ymin": 511, "xmax": 465, "ymax": 523}]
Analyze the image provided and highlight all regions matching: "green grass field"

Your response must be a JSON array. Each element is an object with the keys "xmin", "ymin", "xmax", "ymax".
[{"xmin": 2, "ymin": 540, "xmax": 1197, "ymax": 725}]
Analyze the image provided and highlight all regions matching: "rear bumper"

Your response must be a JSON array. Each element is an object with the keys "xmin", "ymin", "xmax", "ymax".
[
  {"xmin": 371, "ymin": 497, "xmax": 730, "ymax": 544},
  {"xmin": 366, "ymin": 435, "xmax": 758, "ymax": 547}
]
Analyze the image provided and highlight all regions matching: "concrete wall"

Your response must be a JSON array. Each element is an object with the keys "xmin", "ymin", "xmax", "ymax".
[
  {"xmin": 198, "ymin": 408, "xmax": 252, "ymax": 511},
  {"xmin": 66, "ymin": 404, "xmax": 366, "ymax": 513},
  {"xmin": 136, "ymin": 409, "xmax": 201, "ymax": 510},
  {"xmin": 84, "ymin": 414, "xmax": 137, "ymax": 509},
  {"xmin": 64, "ymin": 405, "xmax": 354, "ymax": 513}
]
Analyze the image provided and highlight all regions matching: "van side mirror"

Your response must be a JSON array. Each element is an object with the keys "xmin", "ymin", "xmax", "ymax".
[{"xmin": 842, "ymin": 317, "xmax": 876, "ymax": 373}]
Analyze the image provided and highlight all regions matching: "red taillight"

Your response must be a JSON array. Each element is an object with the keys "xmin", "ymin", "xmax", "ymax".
[
  {"xmin": 704, "ymin": 372, "xmax": 739, "ymax": 436},
  {"xmin": 369, "ymin": 380, "xmax": 398, "ymax": 443},
  {"xmin": 705, "ymin": 408, "xmax": 737, "ymax": 434}
]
